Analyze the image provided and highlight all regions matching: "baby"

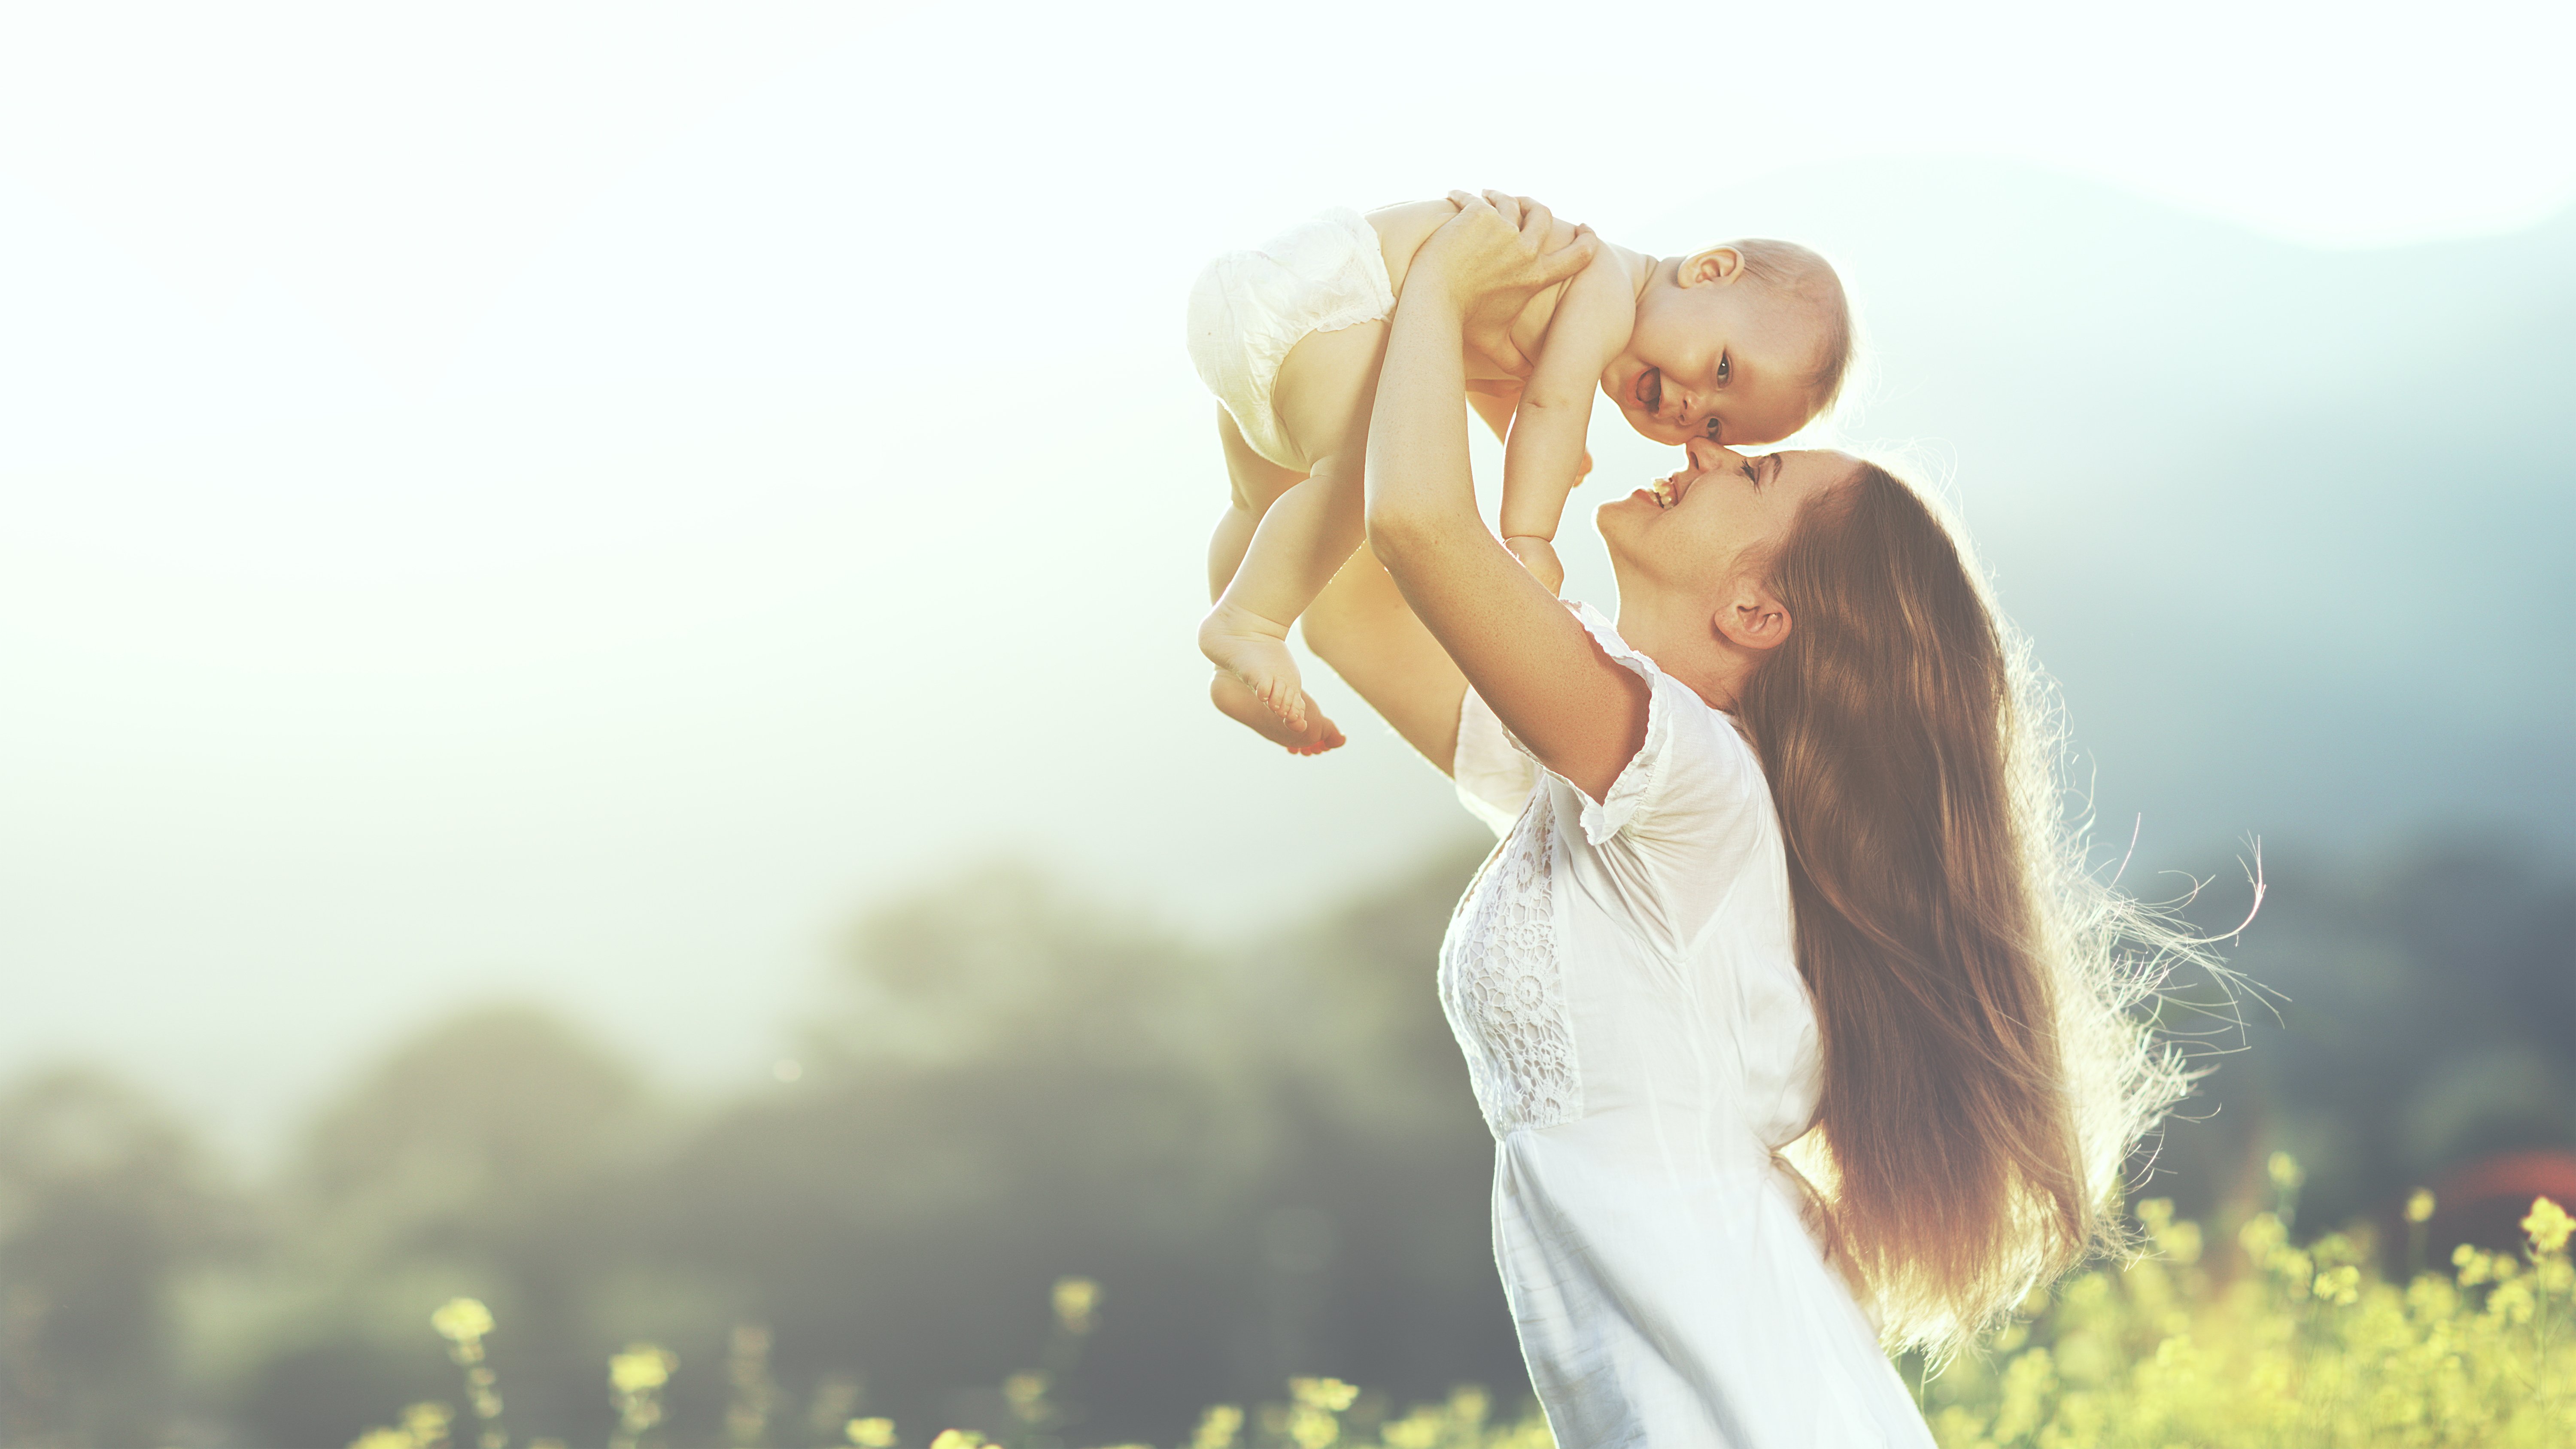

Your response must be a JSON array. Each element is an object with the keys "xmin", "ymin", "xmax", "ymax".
[{"xmin": 1189, "ymin": 191, "xmax": 1852, "ymax": 753}]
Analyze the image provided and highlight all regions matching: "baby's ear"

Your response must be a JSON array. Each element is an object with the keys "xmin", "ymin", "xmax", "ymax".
[{"xmin": 1677, "ymin": 245, "xmax": 1748, "ymax": 288}]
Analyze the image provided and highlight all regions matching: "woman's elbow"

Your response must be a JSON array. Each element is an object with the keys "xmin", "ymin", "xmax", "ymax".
[{"xmin": 1364, "ymin": 503, "xmax": 1440, "ymax": 566}]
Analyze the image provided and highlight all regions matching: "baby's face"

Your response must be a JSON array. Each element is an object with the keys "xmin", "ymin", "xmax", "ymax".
[{"xmin": 1598, "ymin": 273, "xmax": 1824, "ymax": 448}]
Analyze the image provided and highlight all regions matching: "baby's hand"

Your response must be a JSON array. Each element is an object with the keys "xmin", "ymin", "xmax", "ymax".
[{"xmin": 1504, "ymin": 535, "xmax": 1565, "ymax": 596}]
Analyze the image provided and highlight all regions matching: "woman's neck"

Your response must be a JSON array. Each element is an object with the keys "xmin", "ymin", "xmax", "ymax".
[{"xmin": 1612, "ymin": 599, "xmax": 1759, "ymax": 715}]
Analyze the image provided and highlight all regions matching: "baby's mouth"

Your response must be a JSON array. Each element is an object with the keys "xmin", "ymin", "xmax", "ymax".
[{"xmin": 1634, "ymin": 368, "xmax": 1662, "ymax": 413}]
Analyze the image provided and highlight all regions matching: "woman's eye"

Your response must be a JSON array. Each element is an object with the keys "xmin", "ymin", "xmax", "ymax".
[{"xmin": 1741, "ymin": 462, "xmax": 1759, "ymax": 486}]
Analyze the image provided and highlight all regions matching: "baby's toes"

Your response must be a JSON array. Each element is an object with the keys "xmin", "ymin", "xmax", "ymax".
[
  {"xmin": 1289, "ymin": 691, "xmax": 1328, "ymax": 735},
  {"xmin": 1262, "ymin": 680, "xmax": 1304, "ymax": 728}
]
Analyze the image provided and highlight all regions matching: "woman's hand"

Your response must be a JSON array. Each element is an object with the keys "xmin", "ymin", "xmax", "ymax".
[{"xmin": 1415, "ymin": 190, "xmax": 1600, "ymax": 352}]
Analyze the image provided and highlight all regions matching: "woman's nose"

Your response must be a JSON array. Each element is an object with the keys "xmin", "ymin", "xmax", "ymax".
[{"xmin": 1684, "ymin": 437, "xmax": 1739, "ymax": 472}]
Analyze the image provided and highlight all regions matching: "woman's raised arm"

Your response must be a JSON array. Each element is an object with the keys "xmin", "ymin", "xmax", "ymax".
[
  {"xmin": 1363, "ymin": 195, "xmax": 1647, "ymax": 804},
  {"xmin": 1300, "ymin": 545, "xmax": 1467, "ymax": 774}
]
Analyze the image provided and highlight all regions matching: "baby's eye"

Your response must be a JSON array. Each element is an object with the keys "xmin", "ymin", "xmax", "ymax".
[{"xmin": 1716, "ymin": 353, "xmax": 1732, "ymax": 384}]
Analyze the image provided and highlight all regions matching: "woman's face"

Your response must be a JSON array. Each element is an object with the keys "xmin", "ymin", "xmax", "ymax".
[{"xmin": 1596, "ymin": 440, "xmax": 1857, "ymax": 605}]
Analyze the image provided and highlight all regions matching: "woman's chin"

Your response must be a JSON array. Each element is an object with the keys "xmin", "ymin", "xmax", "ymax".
[
  {"xmin": 1601, "ymin": 488, "xmax": 1661, "ymax": 520},
  {"xmin": 1594, "ymin": 494, "xmax": 1649, "ymax": 558}
]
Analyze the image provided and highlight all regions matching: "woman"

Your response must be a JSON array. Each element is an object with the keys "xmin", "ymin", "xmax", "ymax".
[{"xmin": 1301, "ymin": 194, "xmax": 2193, "ymax": 1445}]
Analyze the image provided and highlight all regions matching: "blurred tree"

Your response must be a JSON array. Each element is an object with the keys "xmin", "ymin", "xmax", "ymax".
[
  {"xmin": 2145, "ymin": 838, "xmax": 2576, "ymax": 1244},
  {"xmin": 1229, "ymin": 838, "xmax": 1522, "ymax": 1402},
  {"xmin": 645, "ymin": 845, "xmax": 1522, "ymax": 1446},
  {"xmin": 0, "ymin": 1068, "xmax": 230, "ymax": 1448},
  {"xmin": 227, "ymin": 1005, "xmax": 660, "ymax": 1447}
]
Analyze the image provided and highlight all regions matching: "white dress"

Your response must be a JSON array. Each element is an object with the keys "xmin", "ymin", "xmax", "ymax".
[{"xmin": 1441, "ymin": 605, "xmax": 1936, "ymax": 1448}]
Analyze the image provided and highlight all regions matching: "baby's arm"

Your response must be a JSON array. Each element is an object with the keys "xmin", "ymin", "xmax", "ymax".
[{"xmin": 1499, "ymin": 259, "xmax": 1634, "ymax": 591}]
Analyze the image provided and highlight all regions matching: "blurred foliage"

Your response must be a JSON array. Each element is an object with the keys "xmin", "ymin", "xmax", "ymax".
[
  {"xmin": 0, "ymin": 835, "xmax": 2569, "ymax": 1445},
  {"xmin": 2147, "ymin": 838, "xmax": 2575, "ymax": 1245},
  {"xmin": 0, "ymin": 1069, "xmax": 233, "ymax": 1446}
]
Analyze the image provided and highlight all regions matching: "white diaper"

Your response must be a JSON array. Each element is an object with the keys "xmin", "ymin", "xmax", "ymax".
[{"xmin": 1186, "ymin": 207, "xmax": 1396, "ymax": 471}]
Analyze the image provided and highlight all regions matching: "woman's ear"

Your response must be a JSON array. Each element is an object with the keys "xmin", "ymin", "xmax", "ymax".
[
  {"xmin": 1714, "ymin": 577, "xmax": 1792, "ymax": 651},
  {"xmin": 1677, "ymin": 245, "xmax": 1747, "ymax": 288}
]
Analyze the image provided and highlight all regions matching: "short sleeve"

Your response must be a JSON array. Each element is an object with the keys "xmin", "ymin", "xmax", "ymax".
[
  {"xmin": 1559, "ymin": 601, "xmax": 1677, "ymax": 846},
  {"xmin": 1453, "ymin": 688, "xmax": 1537, "ymax": 838}
]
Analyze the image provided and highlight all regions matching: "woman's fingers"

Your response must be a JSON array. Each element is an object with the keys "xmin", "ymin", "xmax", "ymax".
[
  {"xmin": 1414, "ymin": 194, "xmax": 1596, "ymax": 318},
  {"xmin": 1542, "ymin": 223, "xmax": 1601, "ymax": 283},
  {"xmin": 1499, "ymin": 191, "xmax": 1552, "ymax": 242}
]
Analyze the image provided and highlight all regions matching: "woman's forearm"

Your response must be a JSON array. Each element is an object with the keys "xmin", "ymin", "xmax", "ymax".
[
  {"xmin": 1301, "ymin": 548, "xmax": 1467, "ymax": 772},
  {"xmin": 1363, "ymin": 283, "xmax": 1482, "ymax": 563},
  {"xmin": 1345, "ymin": 195, "xmax": 1643, "ymax": 803}
]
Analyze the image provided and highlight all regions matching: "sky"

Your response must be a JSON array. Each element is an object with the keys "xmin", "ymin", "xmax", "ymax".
[{"xmin": 1, "ymin": 0, "xmax": 2570, "ymax": 1160}]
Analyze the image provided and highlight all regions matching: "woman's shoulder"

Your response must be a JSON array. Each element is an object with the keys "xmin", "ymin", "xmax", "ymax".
[{"xmin": 1561, "ymin": 604, "xmax": 1772, "ymax": 846}]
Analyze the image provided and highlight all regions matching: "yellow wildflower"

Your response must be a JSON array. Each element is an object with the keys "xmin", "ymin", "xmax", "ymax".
[
  {"xmin": 608, "ymin": 1344, "xmax": 675, "ymax": 1393},
  {"xmin": 1053, "ymin": 1276, "xmax": 1100, "ymax": 1334},
  {"xmin": 1380, "ymin": 1410, "xmax": 1440, "ymax": 1449},
  {"xmin": 1188, "ymin": 1404, "xmax": 1243, "ymax": 1449},
  {"xmin": 845, "ymin": 1418, "xmax": 896, "ymax": 1448},
  {"xmin": 431, "ymin": 1299, "xmax": 494, "ymax": 1343},
  {"xmin": 2266, "ymin": 1151, "xmax": 2305, "ymax": 1194},
  {"xmin": 2522, "ymin": 1195, "xmax": 2572, "ymax": 1256},
  {"xmin": 2406, "ymin": 1188, "xmax": 2436, "ymax": 1224},
  {"xmin": 1288, "ymin": 1377, "xmax": 1358, "ymax": 1412}
]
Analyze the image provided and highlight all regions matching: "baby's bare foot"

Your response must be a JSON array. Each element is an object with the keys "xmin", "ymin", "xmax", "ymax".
[
  {"xmin": 1210, "ymin": 673, "xmax": 1346, "ymax": 755},
  {"xmin": 1199, "ymin": 602, "xmax": 1308, "ymax": 730}
]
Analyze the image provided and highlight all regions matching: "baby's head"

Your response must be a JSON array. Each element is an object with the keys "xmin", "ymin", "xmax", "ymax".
[{"xmin": 1601, "ymin": 239, "xmax": 1851, "ymax": 449}]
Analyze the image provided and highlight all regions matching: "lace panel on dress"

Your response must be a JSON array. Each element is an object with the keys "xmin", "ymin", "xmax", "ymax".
[{"xmin": 1440, "ymin": 800, "xmax": 1582, "ymax": 1136}]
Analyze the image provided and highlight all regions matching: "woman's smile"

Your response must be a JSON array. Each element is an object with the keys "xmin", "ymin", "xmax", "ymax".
[{"xmin": 1645, "ymin": 438, "xmax": 1759, "ymax": 509}]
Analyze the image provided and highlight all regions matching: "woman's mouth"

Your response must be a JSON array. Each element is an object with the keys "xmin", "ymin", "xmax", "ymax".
[
  {"xmin": 1633, "ymin": 368, "xmax": 1662, "ymax": 413},
  {"xmin": 1649, "ymin": 471, "xmax": 1692, "ymax": 510}
]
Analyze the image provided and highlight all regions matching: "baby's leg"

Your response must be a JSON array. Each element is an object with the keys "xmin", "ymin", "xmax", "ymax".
[
  {"xmin": 1202, "ymin": 409, "xmax": 1346, "ymax": 751},
  {"xmin": 1205, "ymin": 494, "xmax": 1343, "ymax": 753},
  {"xmin": 1200, "ymin": 306, "xmax": 1385, "ymax": 749},
  {"xmin": 1200, "ymin": 456, "xmax": 1367, "ymax": 739}
]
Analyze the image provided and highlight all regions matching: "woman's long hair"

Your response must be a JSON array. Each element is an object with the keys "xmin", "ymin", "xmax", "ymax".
[{"xmin": 1739, "ymin": 461, "xmax": 2202, "ymax": 1358}]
